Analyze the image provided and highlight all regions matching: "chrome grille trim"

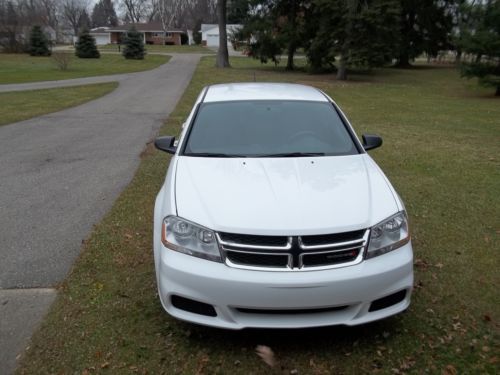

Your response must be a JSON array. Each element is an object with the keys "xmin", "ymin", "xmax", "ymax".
[
  {"xmin": 217, "ymin": 233, "xmax": 293, "ymax": 250},
  {"xmin": 218, "ymin": 230, "xmax": 370, "ymax": 272}
]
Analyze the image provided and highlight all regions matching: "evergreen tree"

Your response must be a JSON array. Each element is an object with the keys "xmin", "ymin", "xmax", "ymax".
[
  {"xmin": 91, "ymin": 0, "xmax": 118, "ymax": 27},
  {"xmin": 461, "ymin": 0, "xmax": 500, "ymax": 96},
  {"xmin": 193, "ymin": 19, "xmax": 202, "ymax": 45},
  {"xmin": 29, "ymin": 25, "xmax": 51, "ymax": 56},
  {"xmin": 236, "ymin": 0, "xmax": 308, "ymax": 70},
  {"xmin": 305, "ymin": 0, "xmax": 400, "ymax": 79},
  {"xmin": 396, "ymin": 0, "xmax": 454, "ymax": 67},
  {"xmin": 75, "ymin": 29, "xmax": 100, "ymax": 58},
  {"xmin": 122, "ymin": 27, "xmax": 145, "ymax": 60}
]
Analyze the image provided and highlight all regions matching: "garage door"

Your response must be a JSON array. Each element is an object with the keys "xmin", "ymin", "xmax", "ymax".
[
  {"xmin": 206, "ymin": 34, "xmax": 219, "ymax": 47},
  {"xmin": 94, "ymin": 35, "xmax": 109, "ymax": 45}
]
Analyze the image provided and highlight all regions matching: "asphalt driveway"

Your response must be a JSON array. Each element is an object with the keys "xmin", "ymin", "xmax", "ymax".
[{"xmin": 0, "ymin": 54, "xmax": 200, "ymax": 374}]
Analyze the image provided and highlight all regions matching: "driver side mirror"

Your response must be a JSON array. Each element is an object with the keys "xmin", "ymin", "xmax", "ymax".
[
  {"xmin": 362, "ymin": 134, "xmax": 383, "ymax": 151},
  {"xmin": 155, "ymin": 136, "xmax": 177, "ymax": 154}
]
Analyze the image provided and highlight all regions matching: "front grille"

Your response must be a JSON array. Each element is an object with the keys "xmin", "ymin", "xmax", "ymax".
[
  {"xmin": 217, "ymin": 229, "xmax": 368, "ymax": 271},
  {"xmin": 226, "ymin": 251, "xmax": 290, "ymax": 267},
  {"xmin": 219, "ymin": 232, "xmax": 288, "ymax": 247},
  {"xmin": 235, "ymin": 305, "xmax": 349, "ymax": 315},
  {"xmin": 301, "ymin": 248, "xmax": 360, "ymax": 267}
]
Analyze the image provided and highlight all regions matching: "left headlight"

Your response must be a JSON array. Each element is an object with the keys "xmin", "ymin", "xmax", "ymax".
[
  {"xmin": 366, "ymin": 211, "xmax": 410, "ymax": 259},
  {"xmin": 161, "ymin": 216, "xmax": 222, "ymax": 262}
]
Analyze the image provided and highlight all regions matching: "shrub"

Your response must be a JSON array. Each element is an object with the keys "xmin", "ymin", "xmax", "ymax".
[
  {"xmin": 29, "ymin": 26, "xmax": 51, "ymax": 56},
  {"xmin": 122, "ymin": 27, "xmax": 145, "ymax": 59},
  {"xmin": 52, "ymin": 52, "xmax": 71, "ymax": 70},
  {"xmin": 75, "ymin": 29, "xmax": 100, "ymax": 58}
]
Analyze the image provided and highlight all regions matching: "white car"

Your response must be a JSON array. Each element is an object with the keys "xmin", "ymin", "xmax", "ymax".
[{"xmin": 153, "ymin": 83, "xmax": 413, "ymax": 329}]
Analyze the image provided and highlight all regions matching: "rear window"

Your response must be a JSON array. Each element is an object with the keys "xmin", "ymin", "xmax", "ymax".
[{"xmin": 183, "ymin": 100, "xmax": 359, "ymax": 157}]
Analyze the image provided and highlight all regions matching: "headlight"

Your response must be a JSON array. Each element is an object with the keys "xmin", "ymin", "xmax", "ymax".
[
  {"xmin": 161, "ymin": 216, "xmax": 221, "ymax": 262},
  {"xmin": 366, "ymin": 211, "xmax": 410, "ymax": 259}
]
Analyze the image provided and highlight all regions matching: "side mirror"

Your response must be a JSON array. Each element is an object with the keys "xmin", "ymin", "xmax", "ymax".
[
  {"xmin": 362, "ymin": 134, "xmax": 383, "ymax": 151},
  {"xmin": 155, "ymin": 136, "xmax": 177, "ymax": 154}
]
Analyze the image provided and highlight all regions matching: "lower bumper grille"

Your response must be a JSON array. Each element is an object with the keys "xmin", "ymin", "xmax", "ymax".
[
  {"xmin": 218, "ymin": 229, "xmax": 369, "ymax": 271},
  {"xmin": 235, "ymin": 305, "xmax": 349, "ymax": 315}
]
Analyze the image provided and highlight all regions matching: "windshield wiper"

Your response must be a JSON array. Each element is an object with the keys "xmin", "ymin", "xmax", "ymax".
[
  {"xmin": 184, "ymin": 152, "xmax": 246, "ymax": 158},
  {"xmin": 256, "ymin": 152, "xmax": 326, "ymax": 158}
]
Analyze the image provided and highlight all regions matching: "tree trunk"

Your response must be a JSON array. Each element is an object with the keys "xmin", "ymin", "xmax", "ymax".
[
  {"xmin": 285, "ymin": 0, "xmax": 297, "ymax": 71},
  {"xmin": 336, "ymin": 53, "xmax": 347, "ymax": 80},
  {"xmin": 216, "ymin": 0, "xmax": 230, "ymax": 68},
  {"xmin": 496, "ymin": 86, "xmax": 500, "ymax": 96},
  {"xmin": 455, "ymin": 49, "xmax": 462, "ymax": 64},
  {"xmin": 286, "ymin": 43, "xmax": 295, "ymax": 71},
  {"xmin": 395, "ymin": 51, "xmax": 411, "ymax": 68}
]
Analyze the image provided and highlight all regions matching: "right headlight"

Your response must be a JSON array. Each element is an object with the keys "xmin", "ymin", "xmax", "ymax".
[
  {"xmin": 366, "ymin": 211, "xmax": 410, "ymax": 259},
  {"xmin": 161, "ymin": 216, "xmax": 222, "ymax": 262}
]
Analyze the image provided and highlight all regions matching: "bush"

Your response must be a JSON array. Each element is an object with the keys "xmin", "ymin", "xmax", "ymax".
[
  {"xmin": 52, "ymin": 52, "xmax": 71, "ymax": 70},
  {"xmin": 122, "ymin": 27, "xmax": 145, "ymax": 59},
  {"xmin": 192, "ymin": 19, "xmax": 202, "ymax": 45},
  {"xmin": 29, "ymin": 26, "xmax": 51, "ymax": 56},
  {"xmin": 75, "ymin": 29, "xmax": 100, "ymax": 58}
]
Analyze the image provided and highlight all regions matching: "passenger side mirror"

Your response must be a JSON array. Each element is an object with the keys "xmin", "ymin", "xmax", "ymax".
[
  {"xmin": 362, "ymin": 134, "xmax": 383, "ymax": 151},
  {"xmin": 155, "ymin": 136, "xmax": 177, "ymax": 154}
]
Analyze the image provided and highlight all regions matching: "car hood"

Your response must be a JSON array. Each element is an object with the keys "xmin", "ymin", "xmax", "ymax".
[{"xmin": 174, "ymin": 154, "xmax": 399, "ymax": 235}]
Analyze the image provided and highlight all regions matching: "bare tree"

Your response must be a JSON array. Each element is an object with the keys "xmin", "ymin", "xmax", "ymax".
[
  {"xmin": 62, "ymin": 0, "xmax": 88, "ymax": 36},
  {"xmin": 120, "ymin": 0, "xmax": 150, "ymax": 23},
  {"xmin": 216, "ymin": 0, "xmax": 229, "ymax": 67}
]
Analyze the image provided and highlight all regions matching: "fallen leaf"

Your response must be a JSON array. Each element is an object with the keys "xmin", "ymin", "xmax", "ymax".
[
  {"xmin": 255, "ymin": 345, "xmax": 276, "ymax": 367},
  {"xmin": 443, "ymin": 364, "xmax": 457, "ymax": 375}
]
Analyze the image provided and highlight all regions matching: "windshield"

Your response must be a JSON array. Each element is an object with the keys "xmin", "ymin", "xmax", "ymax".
[{"xmin": 183, "ymin": 100, "xmax": 359, "ymax": 157}]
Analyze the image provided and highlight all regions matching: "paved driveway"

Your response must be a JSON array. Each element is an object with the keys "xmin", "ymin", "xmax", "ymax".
[{"xmin": 0, "ymin": 54, "xmax": 201, "ymax": 374}]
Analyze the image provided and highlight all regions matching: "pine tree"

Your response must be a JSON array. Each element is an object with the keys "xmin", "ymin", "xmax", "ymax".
[
  {"xmin": 92, "ymin": 0, "xmax": 118, "ymax": 28},
  {"xmin": 75, "ymin": 29, "xmax": 100, "ymax": 58},
  {"xmin": 122, "ymin": 27, "xmax": 145, "ymax": 60},
  {"xmin": 396, "ymin": 0, "xmax": 454, "ymax": 67},
  {"xmin": 29, "ymin": 25, "xmax": 51, "ymax": 56},
  {"xmin": 461, "ymin": 0, "xmax": 500, "ymax": 96},
  {"xmin": 304, "ymin": 0, "xmax": 400, "ymax": 79}
]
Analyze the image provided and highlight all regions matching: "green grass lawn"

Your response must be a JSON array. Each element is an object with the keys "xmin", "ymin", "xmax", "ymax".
[
  {"xmin": 0, "ymin": 53, "xmax": 170, "ymax": 84},
  {"xmin": 0, "ymin": 82, "xmax": 118, "ymax": 126},
  {"xmin": 18, "ymin": 57, "xmax": 499, "ymax": 374},
  {"xmin": 98, "ymin": 44, "xmax": 214, "ymax": 54}
]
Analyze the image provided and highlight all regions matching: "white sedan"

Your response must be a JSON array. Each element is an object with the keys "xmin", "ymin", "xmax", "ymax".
[{"xmin": 153, "ymin": 83, "xmax": 413, "ymax": 329}]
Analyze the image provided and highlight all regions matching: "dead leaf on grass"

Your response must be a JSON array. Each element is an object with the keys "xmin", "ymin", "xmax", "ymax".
[
  {"xmin": 442, "ymin": 364, "xmax": 457, "ymax": 375},
  {"xmin": 255, "ymin": 345, "xmax": 276, "ymax": 367}
]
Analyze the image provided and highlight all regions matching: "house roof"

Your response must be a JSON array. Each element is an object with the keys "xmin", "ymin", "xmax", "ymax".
[{"xmin": 106, "ymin": 22, "xmax": 184, "ymax": 33}]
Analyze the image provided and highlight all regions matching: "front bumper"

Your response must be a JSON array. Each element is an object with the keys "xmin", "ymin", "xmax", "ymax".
[{"xmin": 156, "ymin": 242, "xmax": 413, "ymax": 329}]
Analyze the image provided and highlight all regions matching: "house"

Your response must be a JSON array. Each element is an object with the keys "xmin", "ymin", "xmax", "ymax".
[
  {"xmin": 200, "ymin": 24, "xmax": 242, "ymax": 47},
  {"xmin": 89, "ymin": 22, "xmax": 185, "ymax": 45}
]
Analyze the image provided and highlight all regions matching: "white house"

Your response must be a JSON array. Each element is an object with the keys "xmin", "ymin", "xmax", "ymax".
[{"xmin": 200, "ymin": 24, "xmax": 242, "ymax": 47}]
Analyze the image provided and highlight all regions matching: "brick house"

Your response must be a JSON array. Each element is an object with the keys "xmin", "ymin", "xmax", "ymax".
[{"xmin": 90, "ymin": 22, "xmax": 185, "ymax": 46}]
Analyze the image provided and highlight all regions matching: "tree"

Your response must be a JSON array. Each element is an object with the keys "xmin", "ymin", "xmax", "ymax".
[
  {"xmin": 192, "ymin": 18, "xmax": 202, "ymax": 44},
  {"xmin": 304, "ymin": 0, "xmax": 400, "ymax": 80},
  {"xmin": 122, "ymin": 26, "xmax": 145, "ymax": 59},
  {"xmin": 216, "ymin": 0, "xmax": 230, "ymax": 67},
  {"xmin": 461, "ymin": 0, "xmax": 500, "ymax": 96},
  {"xmin": 235, "ymin": 0, "xmax": 308, "ymax": 70},
  {"xmin": 29, "ymin": 25, "xmax": 51, "ymax": 56},
  {"xmin": 396, "ymin": 0, "xmax": 454, "ymax": 67},
  {"xmin": 63, "ymin": 0, "xmax": 89, "ymax": 36},
  {"xmin": 120, "ymin": 0, "xmax": 150, "ymax": 22},
  {"xmin": 91, "ymin": 0, "xmax": 118, "ymax": 27},
  {"xmin": 75, "ymin": 28, "xmax": 100, "ymax": 57}
]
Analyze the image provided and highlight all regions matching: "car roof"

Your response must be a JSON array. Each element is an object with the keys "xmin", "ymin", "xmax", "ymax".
[{"xmin": 203, "ymin": 83, "xmax": 329, "ymax": 103}]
